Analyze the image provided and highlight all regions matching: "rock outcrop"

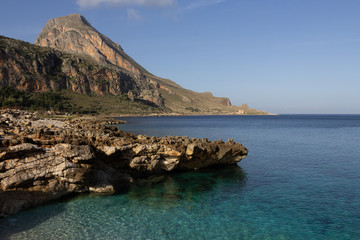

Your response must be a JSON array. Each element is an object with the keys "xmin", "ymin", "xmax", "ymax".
[{"xmin": 0, "ymin": 110, "xmax": 248, "ymax": 217}]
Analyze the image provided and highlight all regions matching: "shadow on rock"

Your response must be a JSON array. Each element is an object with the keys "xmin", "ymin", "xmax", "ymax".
[{"xmin": 126, "ymin": 164, "xmax": 247, "ymax": 207}]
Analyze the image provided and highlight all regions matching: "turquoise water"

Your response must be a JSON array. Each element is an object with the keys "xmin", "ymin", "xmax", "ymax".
[{"xmin": 1, "ymin": 115, "xmax": 360, "ymax": 239}]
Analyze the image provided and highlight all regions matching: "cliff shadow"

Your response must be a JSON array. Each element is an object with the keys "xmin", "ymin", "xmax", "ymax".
[{"xmin": 134, "ymin": 98, "xmax": 161, "ymax": 108}]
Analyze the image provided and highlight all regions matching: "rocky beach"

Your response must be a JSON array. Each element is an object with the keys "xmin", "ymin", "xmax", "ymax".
[{"xmin": 0, "ymin": 109, "xmax": 248, "ymax": 217}]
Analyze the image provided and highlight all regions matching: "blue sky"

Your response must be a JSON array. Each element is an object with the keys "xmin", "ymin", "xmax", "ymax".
[{"xmin": 1, "ymin": 0, "xmax": 360, "ymax": 113}]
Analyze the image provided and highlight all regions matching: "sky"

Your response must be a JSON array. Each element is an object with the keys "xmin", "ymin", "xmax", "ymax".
[{"xmin": 1, "ymin": 0, "xmax": 360, "ymax": 114}]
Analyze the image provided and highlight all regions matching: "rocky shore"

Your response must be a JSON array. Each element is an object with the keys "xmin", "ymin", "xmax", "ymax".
[{"xmin": 0, "ymin": 109, "xmax": 248, "ymax": 217}]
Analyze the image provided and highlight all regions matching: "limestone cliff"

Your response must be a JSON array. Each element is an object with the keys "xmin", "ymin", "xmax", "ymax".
[
  {"xmin": 0, "ymin": 35, "xmax": 164, "ymax": 106},
  {"xmin": 35, "ymin": 14, "xmax": 144, "ymax": 77}
]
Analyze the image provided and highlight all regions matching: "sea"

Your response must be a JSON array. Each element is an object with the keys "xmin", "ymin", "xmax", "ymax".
[{"xmin": 1, "ymin": 115, "xmax": 360, "ymax": 240}]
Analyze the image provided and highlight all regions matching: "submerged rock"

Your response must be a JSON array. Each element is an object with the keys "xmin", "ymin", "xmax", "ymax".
[{"xmin": 0, "ymin": 109, "xmax": 248, "ymax": 217}]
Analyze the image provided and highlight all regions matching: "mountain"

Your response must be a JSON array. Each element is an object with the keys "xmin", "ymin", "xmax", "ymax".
[
  {"xmin": 35, "ymin": 14, "xmax": 151, "ymax": 78},
  {"xmin": 0, "ymin": 14, "xmax": 270, "ymax": 115}
]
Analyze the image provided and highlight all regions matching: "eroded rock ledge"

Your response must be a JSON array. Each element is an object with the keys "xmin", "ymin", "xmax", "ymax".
[{"xmin": 0, "ymin": 110, "xmax": 248, "ymax": 217}]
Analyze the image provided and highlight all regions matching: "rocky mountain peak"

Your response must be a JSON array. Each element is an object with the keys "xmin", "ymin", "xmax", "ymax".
[
  {"xmin": 52, "ymin": 13, "xmax": 92, "ymax": 28},
  {"xmin": 34, "ymin": 13, "xmax": 174, "ymax": 107},
  {"xmin": 36, "ymin": 14, "xmax": 96, "ymax": 43},
  {"xmin": 35, "ymin": 13, "xmax": 144, "ymax": 75}
]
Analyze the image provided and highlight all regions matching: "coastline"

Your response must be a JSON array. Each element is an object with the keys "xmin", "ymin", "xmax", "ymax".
[
  {"xmin": 0, "ymin": 109, "xmax": 248, "ymax": 217},
  {"xmin": 108, "ymin": 112, "xmax": 279, "ymax": 118},
  {"xmin": 24, "ymin": 110, "xmax": 279, "ymax": 120}
]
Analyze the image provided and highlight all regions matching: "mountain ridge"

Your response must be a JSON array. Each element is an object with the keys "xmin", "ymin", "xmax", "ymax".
[
  {"xmin": 36, "ymin": 14, "xmax": 150, "ymax": 77},
  {"xmin": 0, "ymin": 14, "xmax": 271, "ymax": 115}
]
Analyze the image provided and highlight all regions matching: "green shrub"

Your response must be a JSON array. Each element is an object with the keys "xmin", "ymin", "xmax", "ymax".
[{"xmin": 0, "ymin": 86, "xmax": 78, "ymax": 112}]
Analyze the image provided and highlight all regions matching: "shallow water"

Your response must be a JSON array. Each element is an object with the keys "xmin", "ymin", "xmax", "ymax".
[{"xmin": 1, "ymin": 115, "xmax": 360, "ymax": 239}]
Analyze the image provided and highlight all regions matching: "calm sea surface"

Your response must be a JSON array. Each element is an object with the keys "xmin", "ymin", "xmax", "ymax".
[{"xmin": 1, "ymin": 115, "xmax": 360, "ymax": 239}]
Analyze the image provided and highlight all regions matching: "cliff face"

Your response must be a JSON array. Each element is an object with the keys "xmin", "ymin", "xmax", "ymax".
[
  {"xmin": 34, "ymin": 14, "xmax": 174, "ymax": 108},
  {"xmin": 35, "ymin": 14, "xmax": 144, "ymax": 77},
  {"xmin": 0, "ymin": 35, "xmax": 164, "ymax": 106}
]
